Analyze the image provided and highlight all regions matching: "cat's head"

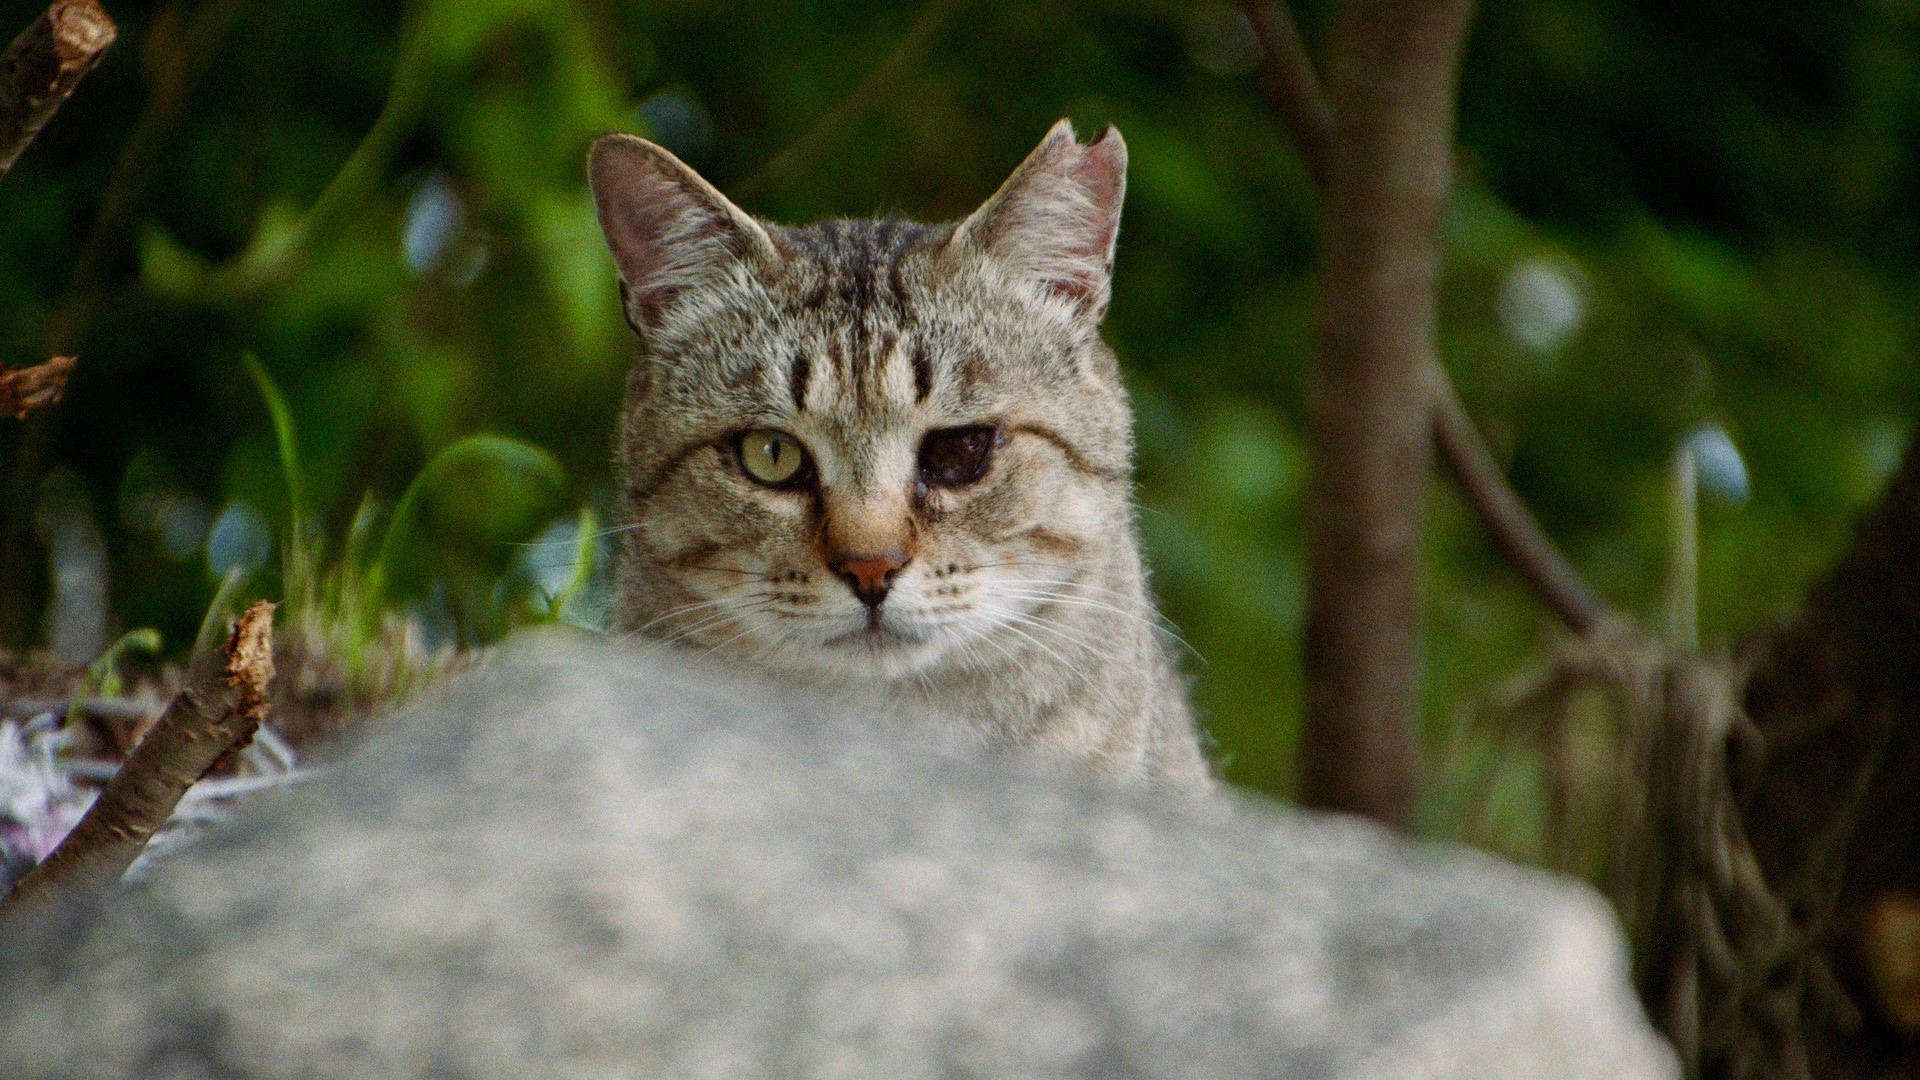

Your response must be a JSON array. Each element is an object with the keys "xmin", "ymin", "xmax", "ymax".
[{"xmin": 591, "ymin": 121, "xmax": 1140, "ymax": 685}]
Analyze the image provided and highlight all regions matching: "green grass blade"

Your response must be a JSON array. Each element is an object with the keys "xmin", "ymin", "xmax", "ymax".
[
  {"xmin": 362, "ymin": 434, "xmax": 565, "ymax": 635},
  {"xmin": 194, "ymin": 564, "xmax": 253, "ymax": 655},
  {"xmin": 545, "ymin": 505, "xmax": 600, "ymax": 622},
  {"xmin": 244, "ymin": 353, "xmax": 312, "ymax": 603},
  {"xmin": 65, "ymin": 627, "xmax": 164, "ymax": 729}
]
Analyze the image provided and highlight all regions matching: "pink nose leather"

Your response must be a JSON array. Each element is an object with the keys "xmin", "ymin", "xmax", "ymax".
[{"xmin": 832, "ymin": 553, "xmax": 906, "ymax": 607}]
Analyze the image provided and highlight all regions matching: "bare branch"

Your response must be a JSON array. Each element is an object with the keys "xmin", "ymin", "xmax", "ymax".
[
  {"xmin": 0, "ymin": 0, "xmax": 115, "ymax": 182},
  {"xmin": 3, "ymin": 601, "xmax": 276, "ymax": 911},
  {"xmin": 0, "ymin": 0, "xmax": 243, "ymax": 645},
  {"xmin": 0, "ymin": 354, "xmax": 76, "ymax": 420},
  {"xmin": 1431, "ymin": 372, "xmax": 1607, "ymax": 632},
  {"xmin": 1237, "ymin": 0, "xmax": 1332, "ymax": 189},
  {"xmin": 1241, "ymin": 0, "xmax": 1614, "ymax": 638}
]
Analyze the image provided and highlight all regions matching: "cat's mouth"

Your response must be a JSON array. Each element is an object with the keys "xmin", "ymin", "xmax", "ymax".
[{"xmin": 823, "ymin": 622, "xmax": 924, "ymax": 651}]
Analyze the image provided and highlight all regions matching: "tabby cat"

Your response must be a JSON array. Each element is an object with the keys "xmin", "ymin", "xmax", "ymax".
[{"xmin": 588, "ymin": 120, "xmax": 1209, "ymax": 786}]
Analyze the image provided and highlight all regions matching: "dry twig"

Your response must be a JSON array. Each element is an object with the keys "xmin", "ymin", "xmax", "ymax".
[
  {"xmin": 0, "ymin": 0, "xmax": 114, "ymax": 181},
  {"xmin": 3, "ymin": 600, "xmax": 277, "ymax": 911},
  {"xmin": 0, "ymin": 354, "xmax": 75, "ymax": 419}
]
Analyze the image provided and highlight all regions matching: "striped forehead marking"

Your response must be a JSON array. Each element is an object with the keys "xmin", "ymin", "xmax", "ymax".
[{"xmin": 780, "ymin": 218, "xmax": 949, "ymax": 415}]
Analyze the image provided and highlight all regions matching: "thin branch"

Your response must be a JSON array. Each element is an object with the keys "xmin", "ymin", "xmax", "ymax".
[
  {"xmin": 1237, "ymin": 0, "xmax": 1331, "ymax": 189},
  {"xmin": 0, "ymin": 0, "xmax": 115, "ymax": 181},
  {"xmin": 729, "ymin": 0, "xmax": 964, "ymax": 203},
  {"xmin": 0, "ymin": 354, "xmax": 76, "ymax": 420},
  {"xmin": 1432, "ymin": 371, "xmax": 1607, "ymax": 632},
  {"xmin": 3, "ymin": 600, "xmax": 276, "ymax": 911},
  {"xmin": 1240, "ymin": 0, "xmax": 1614, "ymax": 636}
]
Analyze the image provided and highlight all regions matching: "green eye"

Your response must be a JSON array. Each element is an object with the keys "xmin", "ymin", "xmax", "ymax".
[{"xmin": 737, "ymin": 429, "xmax": 810, "ymax": 487}]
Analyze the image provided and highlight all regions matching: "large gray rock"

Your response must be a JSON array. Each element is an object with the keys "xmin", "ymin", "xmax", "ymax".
[{"xmin": 0, "ymin": 634, "xmax": 1675, "ymax": 1078}]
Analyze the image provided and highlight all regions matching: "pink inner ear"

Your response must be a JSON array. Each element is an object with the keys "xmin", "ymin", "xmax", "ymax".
[
  {"xmin": 589, "ymin": 135, "xmax": 758, "ymax": 332},
  {"xmin": 591, "ymin": 150, "xmax": 701, "ymax": 325},
  {"xmin": 1053, "ymin": 132, "xmax": 1126, "ymax": 302}
]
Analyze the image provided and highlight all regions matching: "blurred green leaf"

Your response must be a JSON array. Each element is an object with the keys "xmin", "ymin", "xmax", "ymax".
[{"xmin": 363, "ymin": 434, "xmax": 567, "ymax": 633}]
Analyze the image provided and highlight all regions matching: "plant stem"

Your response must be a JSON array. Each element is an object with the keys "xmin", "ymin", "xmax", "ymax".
[{"xmin": 1667, "ymin": 444, "xmax": 1698, "ymax": 652}]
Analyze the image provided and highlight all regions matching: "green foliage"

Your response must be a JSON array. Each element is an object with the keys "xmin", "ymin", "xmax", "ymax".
[
  {"xmin": 539, "ymin": 505, "xmax": 601, "ymax": 624},
  {"xmin": 244, "ymin": 354, "xmax": 310, "ymax": 595},
  {"xmin": 361, "ymin": 432, "xmax": 567, "ymax": 642},
  {"xmin": 65, "ymin": 627, "xmax": 163, "ymax": 729},
  {"xmin": 2, "ymin": 0, "xmax": 1915, "ymax": 814},
  {"xmin": 243, "ymin": 356, "xmax": 572, "ymax": 696}
]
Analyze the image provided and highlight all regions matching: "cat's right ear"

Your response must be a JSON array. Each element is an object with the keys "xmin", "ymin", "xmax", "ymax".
[
  {"xmin": 589, "ymin": 134, "xmax": 777, "ymax": 336},
  {"xmin": 952, "ymin": 120, "xmax": 1127, "ymax": 324}
]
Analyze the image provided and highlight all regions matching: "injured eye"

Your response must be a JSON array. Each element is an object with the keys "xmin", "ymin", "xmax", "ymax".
[
  {"xmin": 918, "ymin": 425, "xmax": 1000, "ymax": 488},
  {"xmin": 737, "ymin": 429, "xmax": 812, "ymax": 487}
]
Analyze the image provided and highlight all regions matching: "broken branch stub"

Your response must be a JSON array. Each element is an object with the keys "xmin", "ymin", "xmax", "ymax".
[
  {"xmin": 2, "ymin": 600, "xmax": 277, "ymax": 912},
  {"xmin": 0, "ymin": 354, "xmax": 76, "ymax": 419},
  {"xmin": 0, "ymin": 0, "xmax": 116, "ymax": 181}
]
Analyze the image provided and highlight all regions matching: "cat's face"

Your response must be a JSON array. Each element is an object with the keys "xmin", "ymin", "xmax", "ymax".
[{"xmin": 593, "ymin": 122, "xmax": 1136, "ymax": 685}]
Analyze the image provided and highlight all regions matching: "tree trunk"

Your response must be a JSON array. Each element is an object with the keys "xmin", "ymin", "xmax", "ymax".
[{"xmin": 1299, "ymin": 0, "xmax": 1478, "ymax": 828}]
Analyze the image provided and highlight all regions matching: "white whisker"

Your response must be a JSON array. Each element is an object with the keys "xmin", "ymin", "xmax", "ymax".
[
  {"xmin": 622, "ymin": 583, "xmax": 778, "ymax": 637},
  {"xmin": 987, "ymin": 583, "xmax": 1205, "ymax": 662}
]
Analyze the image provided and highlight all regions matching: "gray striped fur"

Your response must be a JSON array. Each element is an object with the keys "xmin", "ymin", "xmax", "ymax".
[{"xmin": 589, "ymin": 121, "xmax": 1208, "ymax": 785}]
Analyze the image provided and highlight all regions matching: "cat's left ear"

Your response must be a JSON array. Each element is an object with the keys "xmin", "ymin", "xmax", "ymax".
[{"xmin": 953, "ymin": 120, "xmax": 1127, "ymax": 323}]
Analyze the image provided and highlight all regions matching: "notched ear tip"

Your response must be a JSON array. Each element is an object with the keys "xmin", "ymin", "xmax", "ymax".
[
  {"xmin": 954, "ymin": 120, "xmax": 1128, "ymax": 320},
  {"xmin": 1033, "ymin": 121, "xmax": 1126, "ymax": 182},
  {"xmin": 1083, "ymin": 126, "xmax": 1127, "ymax": 186}
]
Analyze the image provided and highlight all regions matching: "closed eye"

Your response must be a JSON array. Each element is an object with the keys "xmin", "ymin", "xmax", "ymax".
[{"xmin": 918, "ymin": 424, "xmax": 1001, "ymax": 488}]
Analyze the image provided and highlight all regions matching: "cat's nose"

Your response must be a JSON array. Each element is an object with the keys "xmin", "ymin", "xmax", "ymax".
[{"xmin": 832, "ymin": 552, "xmax": 906, "ymax": 608}]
